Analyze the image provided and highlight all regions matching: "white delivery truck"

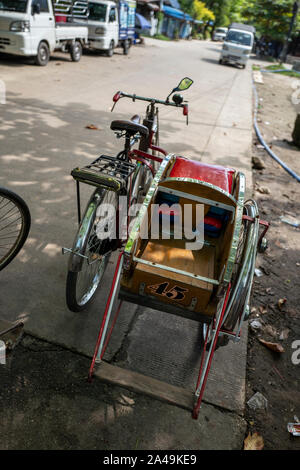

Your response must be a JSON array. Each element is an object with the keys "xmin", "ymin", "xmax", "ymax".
[
  {"xmin": 212, "ymin": 27, "xmax": 228, "ymax": 42},
  {"xmin": 0, "ymin": 0, "xmax": 88, "ymax": 65},
  {"xmin": 87, "ymin": 0, "xmax": 118, "ymax": 55},
  {"xmin": 85, "ymin": 0, "xmax": 136, "ymax": 56},
  {"xmin": 219, "ymin": 23, "xmax": 255, "ymax": 69}
]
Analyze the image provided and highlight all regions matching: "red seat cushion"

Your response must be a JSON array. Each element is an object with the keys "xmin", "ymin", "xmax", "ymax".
[
  {"xmin": 169, "ymin": 157, "xmax": 235, "ymax": 194},
  {"xmin": 204, "ymin": 215, "xmax": 222, "ymax": 230}
]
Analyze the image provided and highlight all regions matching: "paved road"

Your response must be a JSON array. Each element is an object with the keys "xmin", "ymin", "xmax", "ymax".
[{"xmin": 0, "ymin": 38, "xmax": 253, "ymax": 449}]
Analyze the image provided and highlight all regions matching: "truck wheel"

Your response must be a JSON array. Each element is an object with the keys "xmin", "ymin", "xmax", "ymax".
[
  {"xmin": 219, "ymin": 58, "xmax": 223, "ymax": 65},
  {"xmin": 123, "ymin": 39, "xmax": 129, "ymax": 55},
  {"xmin": 70, "ymin": 41, "xmax": 82, "ymax": 62},
  {"xmin": 35, "ymin": 41, "xmax": 50, "ymax": 66},
  {"xmin": 106, "ymin": 40, "xmax": 114, "ymax": 57}
]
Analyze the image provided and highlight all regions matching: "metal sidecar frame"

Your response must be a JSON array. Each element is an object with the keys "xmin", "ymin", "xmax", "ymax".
[{"xmin": 87, "ymin": 153, "xmax": 269, "ymax": 419}]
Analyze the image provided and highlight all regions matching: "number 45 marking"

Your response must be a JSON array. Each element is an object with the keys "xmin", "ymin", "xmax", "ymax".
[{"xmin": 147, "ymin": 282, "xmax": 188, "ymax": 301}]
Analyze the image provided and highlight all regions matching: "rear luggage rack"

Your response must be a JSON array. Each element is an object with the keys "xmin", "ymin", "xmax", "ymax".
[{"xmin": 71, "ymin": 155, "xmax": 136, "ymax": 192}]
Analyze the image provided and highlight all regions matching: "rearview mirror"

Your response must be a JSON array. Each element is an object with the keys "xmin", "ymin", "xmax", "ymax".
[
  {"xmin": 176, "ymin": 77, "xmax": 193, "ymax": 92},
  {"xmin": 166, "ymin": 77, "xmax": 193, "ymax": 103}
]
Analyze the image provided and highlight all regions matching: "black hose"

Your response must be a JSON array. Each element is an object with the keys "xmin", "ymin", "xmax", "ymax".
[{"xmin": 252, "ymin": 79, "xmax": 300, "ymax": 182}]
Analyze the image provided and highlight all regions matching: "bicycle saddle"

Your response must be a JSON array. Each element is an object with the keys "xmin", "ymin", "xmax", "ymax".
[{"xmin": 110, "ymin": 120, "xmax": 149, "ymax": 138}]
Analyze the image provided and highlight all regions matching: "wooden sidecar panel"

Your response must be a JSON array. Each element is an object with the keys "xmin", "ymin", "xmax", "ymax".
[
  {"xmin": 121, "ymin": 240, "xmax": 216, "ymax": 314},
  {"xmin": 122, "ymin": 154, "xmax": 246, "ymax": 318}
]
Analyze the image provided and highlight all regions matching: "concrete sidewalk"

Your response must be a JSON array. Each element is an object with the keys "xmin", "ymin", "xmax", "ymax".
[
  {"xmin": 0, "ymin": 335, "xmax": 246, "ymax": 450},
  {"xmin": 0, "ymin": 39, "xmax": 253, "ymax": 449}
]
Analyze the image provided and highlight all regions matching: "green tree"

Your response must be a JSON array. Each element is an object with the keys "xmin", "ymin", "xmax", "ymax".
[
  {"xmin": 192, "ymin": 0, "xmax": 215, "ymax": 21},
  {"xmin": 204, "ymin": 0, "xmax": 232, "ymax": 26},
  {"xmin": 179, "ymin": 0, "xmax": 300, "ymax": 41},
  {"xmin": 243, "ymin": 0, "xmax": 299, "ymax": 41},
  {"xmin": 201, "ymin": 0, "xmax": 249, "ymax": 27},
  {"xmin": 227, "ymin": 0, "xmax": 248, "ymax": 24},
  {"xmin": 179, "ymin": 0, "xmax": 194, "ymax": 15}
]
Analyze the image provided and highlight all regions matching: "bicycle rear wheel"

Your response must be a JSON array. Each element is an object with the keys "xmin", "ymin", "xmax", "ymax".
[
  {"xmin": 66, "ymin": 189, "xmax": 118, "ymax": 312},
  {"xmin": 0, "ymin": 187, "xmax": 31, "ymax": 271}
]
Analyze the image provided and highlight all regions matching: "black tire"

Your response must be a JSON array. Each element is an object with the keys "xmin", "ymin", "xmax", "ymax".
[
  {"xmin": 202, "ymin": 203, "xmax": 257, "ymax": 348},
  {"xmin": 139, "ymin": 164, "xmax": 153, "ymax": 199},
  {"xmin": 151, "ymin": 113, "xmax": 161, "ymax": 174},
  {"xmin": 35, "ymin": 41, "xmax": 50, "ymax": 66},
  {"xmin": 222, "ymin": 203, "xmax": 256, "ymax": 332},
  {"xmin": 138, "ymin": 127, "xmax": 159, "ymax": 198},
  {"xmin": 66, "ymin": 190, "xmax": 118, "ymax": 312},
  {"xmin": 0, "ymin": 187, "xmax": 31, "ymax": 271},
  {"xmin": 219, "ymin": 58, "xmax": 223, "ymax": 65},
  {"xmin": 70, "ymin": 41, "xmax": 82, "ymax": 62},
  {"xmin": 123, "ymin": 39, "xmax": 129, "ymax": 55},
  {"xmin": 106, "ymin": 40, "xmax": 114, "ymax": 57}
]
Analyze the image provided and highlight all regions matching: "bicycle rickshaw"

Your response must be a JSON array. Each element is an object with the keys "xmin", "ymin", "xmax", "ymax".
[{"xmin": 64, "ymin": 78, "xmax": 269, "ymax": 419}]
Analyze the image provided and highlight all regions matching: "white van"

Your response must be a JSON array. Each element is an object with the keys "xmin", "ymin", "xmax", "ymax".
[
  {"xmin": 219, "ymin": 23, "xmax": 255, "ymax": 69},
  {"xmin": 87, "ymin": 0, "xmax": 119, "ymax": 56},
  {"xmin": 0, "ymin": 0, "xmax": 88, "ymax": 65},
  {"xmin": 86, "ymin": 0, "xmax": 136, "ymax": 56},
  {"xmin": 213, "ymin": 27, "xmax": 228, "ymax": 42}
]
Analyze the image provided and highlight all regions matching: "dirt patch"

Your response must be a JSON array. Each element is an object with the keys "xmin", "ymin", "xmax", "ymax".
[{"xmin": 245, "ymin": 71, "xmax": 300, "ymax": 450}]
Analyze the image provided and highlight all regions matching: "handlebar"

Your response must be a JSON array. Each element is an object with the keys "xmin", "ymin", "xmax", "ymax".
[{"xmin": 112, "ymin": 91, "xmax": 189, "ymax": 118}]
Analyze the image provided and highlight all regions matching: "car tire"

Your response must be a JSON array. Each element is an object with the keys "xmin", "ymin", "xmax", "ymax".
[
  {"xmin": 35, "ymin": 41, "xmax": 50, "ymax": 66},
  {"xmin": 106, "ymin": 40, "xmax": 114, "ymax": 57},
  {"xmin": 219, "ymin": 58, "xmax": 223, "ymax": 65},
  {"xmin": 70, "ymin": 41, "xmax": 82, "ymax": 62},
  {"xmin": 123, "ymin": 39, "xmax": 129, "ymax": 55}
]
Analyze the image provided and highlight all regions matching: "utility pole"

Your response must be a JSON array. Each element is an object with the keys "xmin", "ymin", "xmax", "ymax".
[{"xmin": 280, "ymin": 1, "xmax": 299, "ymax": 63}]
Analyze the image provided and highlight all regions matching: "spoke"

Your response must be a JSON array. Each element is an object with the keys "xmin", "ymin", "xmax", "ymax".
[
  {"xmin": 0, "ymin": 212, "xmax": 22, "ymax": 226},
  {"xmin": 0, "ymin": 221, "xmax": 22, "ymax": 235},
  {"xmin": 0, "ymin": 203, "xmax": 20, "ymax": 221},
  {"xmin": 74, "ymin": 190, "xmax": 117, "ymax": 306},
  {"xmin": 0, "ymin": 229, "xmax": 22, "ymax": 237},
  {"xmin": 0, "ymin": 199, "xmax": 13, "ymax": 211}
]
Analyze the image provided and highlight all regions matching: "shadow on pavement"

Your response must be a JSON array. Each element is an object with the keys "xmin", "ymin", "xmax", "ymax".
[
  {"xmin": 0, "ymin": 335, "xmax": 246, "ymax": 450},
  {"xmin": 0, "ymin": 91, "xmax": 200, "ymax": 357}
]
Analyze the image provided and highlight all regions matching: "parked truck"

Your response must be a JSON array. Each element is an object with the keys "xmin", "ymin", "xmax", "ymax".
[
  {"xmin": 0, "ymin": 0, "xmax": 88, "ymax": 65},
  {"xmin": 83, "ymin": 0, "xmax": 136, "ymax": 56},
  {"xmin": 0, "ymin": 0, "xmax": 136, "ymax": 65},
  {"xmin": 219, "ymin": 23, "xmax": 255, "ymax": 69}
]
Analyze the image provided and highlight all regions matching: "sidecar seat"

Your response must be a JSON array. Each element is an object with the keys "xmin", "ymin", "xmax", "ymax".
[{"xmin": 159, "ymin": 157, "xmax": 235, "ymax": 237}]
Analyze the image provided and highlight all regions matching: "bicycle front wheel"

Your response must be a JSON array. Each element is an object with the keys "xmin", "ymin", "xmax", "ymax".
[
  {"xmin": 0, "ymin": 187, "xmax": 31, "ymax": 271},
  {"xmin": 66, "ymin": 189, "xmax": 118, "ymax": 312}
]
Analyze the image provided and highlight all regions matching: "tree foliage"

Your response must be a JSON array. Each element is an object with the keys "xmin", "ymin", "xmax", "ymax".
[
  {"xmin": 243, "ymin": 0, "xmax": 299, "ymax": 41},
  {"xmin": 179, "ymin": 0, "xmax": 300, "ymax": 41},
  {"xmin": 178, "ymin": 0, "xmax": 300, "ymax": 41},
  {"xmin": 192, "ymin": 0, "xmax": 215, "ymax": 21},
  {"xmin": 178, "ymin": 0, "xmax": 193, "ymax": 15}
]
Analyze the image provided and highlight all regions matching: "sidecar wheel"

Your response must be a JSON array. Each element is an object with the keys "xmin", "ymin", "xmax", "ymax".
[{"xmin": 222, "ymin": 200, "xmax": 259, "ymax": 332}]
